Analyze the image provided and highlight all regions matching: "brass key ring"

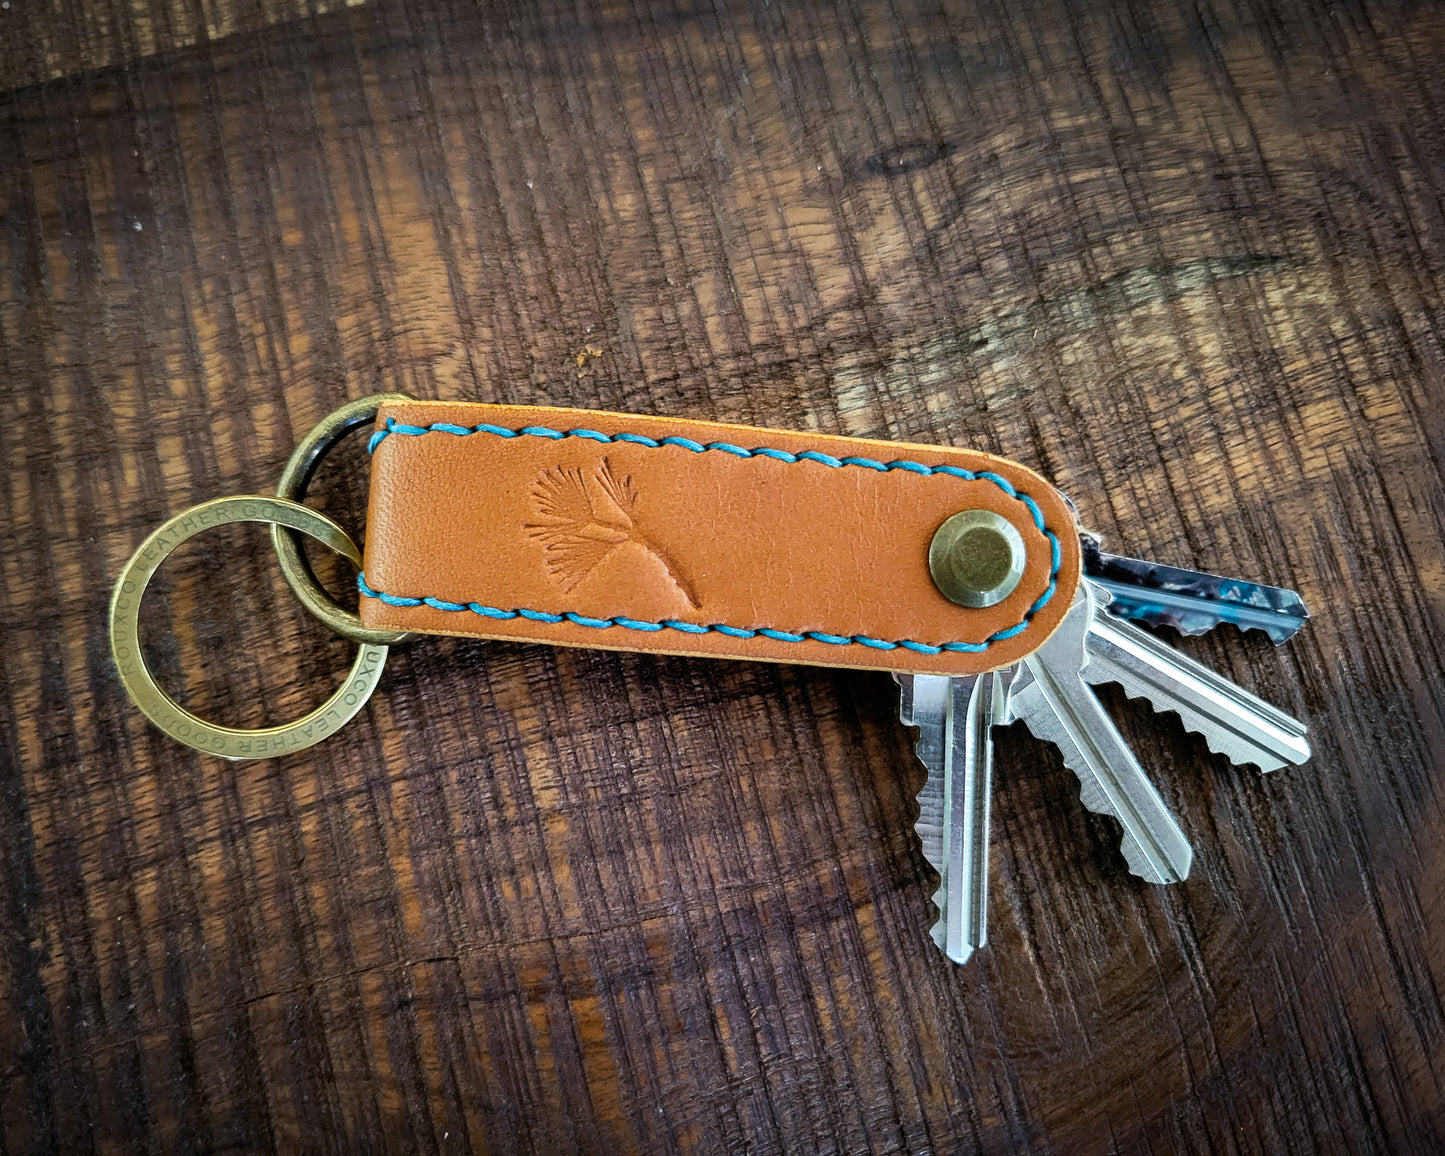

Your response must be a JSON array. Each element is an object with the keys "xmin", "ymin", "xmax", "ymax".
[
  {"xmin": 271, "ymin": 393, "xmax": 416, "ymax": 646},
  {"xmin": 109, "ymin": 496, "xmax": 388, "ymax": 759}
]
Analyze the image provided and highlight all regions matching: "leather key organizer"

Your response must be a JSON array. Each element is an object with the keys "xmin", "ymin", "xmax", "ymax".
[{"xmin": 359, "ymin": 400, "xmax": 1082, "ymax": 676}]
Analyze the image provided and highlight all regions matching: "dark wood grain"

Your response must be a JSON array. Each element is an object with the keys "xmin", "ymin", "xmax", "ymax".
[{"xmin": 2, "ymin": 0, "xmax": 1444, "ymax": 1151}]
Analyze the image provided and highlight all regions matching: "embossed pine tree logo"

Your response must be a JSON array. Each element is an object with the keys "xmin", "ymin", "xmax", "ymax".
[{"xmin": 524, "ymin": 458, "xmax": 701, "ymax": 609}]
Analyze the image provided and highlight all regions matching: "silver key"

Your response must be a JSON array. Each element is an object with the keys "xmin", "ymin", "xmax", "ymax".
[
  {"xmin": 1008, "ymin": 584, "xmax": 1193, "ymax": 884},
  {"xmin": 1082, "ymin": 537, "xmax": 1310, "ymax": 644},
  {"xmin": 897, "ymin": 668, "xmax": 1010, "ymax": 963},
  {"xmin": 1084, "ymin": 584, "xmax": 1311, "ymax": 771}
]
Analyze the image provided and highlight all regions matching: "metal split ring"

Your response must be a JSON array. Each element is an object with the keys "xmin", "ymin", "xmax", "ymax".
[
  {"xmin": 108, "ymin": 496, "xmax": 388, "ymax": 760},
  {"xmin": 109, "ymin": 393, "xmax": 413, "ymax": 758},
  {"xmin": 272, "ymin": 392, "xmax": 416, "ymax": 646}
]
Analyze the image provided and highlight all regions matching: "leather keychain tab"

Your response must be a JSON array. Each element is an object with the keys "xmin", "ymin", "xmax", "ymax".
[{"xmin": 359, "ymin": 400, "xmax": 1082, "ymax": 676}]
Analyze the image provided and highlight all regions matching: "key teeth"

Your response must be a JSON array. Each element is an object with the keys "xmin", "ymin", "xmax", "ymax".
[
  {"xmin": 899, "ymin": 672, "xmax": 985, "ymax": 966},
  {"xmin": 1084, "ymin": 605, "xmax": 1313, "ymax": 772},
  {"xmin": 1120, "ymin": 837, "xmax": 1190, "ymax": 885},
  {"xmin": 1097, "ymin": 678, "xmax": 1308, "ymax": 772},
  {"xmin": 1014, "ymin": 693, "xmax": 1193, "ymax": 885},
  {"xmin": 902, "ymin": 725, "xmax": 953, "ymax": 962},
  {"xmin": 1066, "ymin": 774, "xmax": 1187, "ymax": 883},
  {"xmin": 921, "ymin": 882, "xmax": 978, "ymax": 965},
  {"xmin": 925, "ymin": 885, "xmax": 947, "ymax": 951},
  {"xmin": 1175, "ymin": 618, "xmax": 1279, "ymax": 642},
  {"xmin": 1061, "ymin": 768, "xmax": 1187, "ymax": 884},
  {"xmin": 911, "ymin": 822, "xmax": 952, "ymax": 959},
  {"xmin": 1120, "ymin": 607, "xmax": 1300, "ymax": 646}
]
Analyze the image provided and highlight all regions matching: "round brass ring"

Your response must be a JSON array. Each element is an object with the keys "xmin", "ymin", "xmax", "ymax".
[
  {"xmin": 109, "ymin": 496, "xmax": 388, "ymax": 760},
  {"xmin": 271, "ymin": 392, "xmax": 416, "ymax": 646}
]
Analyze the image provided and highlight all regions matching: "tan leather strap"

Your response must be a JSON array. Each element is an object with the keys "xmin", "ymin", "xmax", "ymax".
[{"xmin": 359, "ymin": 401, "xmax": 1081, "ymax": 676}]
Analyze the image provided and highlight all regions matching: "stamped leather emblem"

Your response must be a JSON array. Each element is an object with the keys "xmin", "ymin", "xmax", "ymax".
[{"xmin": 524, "ymin": 458, "xmax": 702, "ymax": 609}]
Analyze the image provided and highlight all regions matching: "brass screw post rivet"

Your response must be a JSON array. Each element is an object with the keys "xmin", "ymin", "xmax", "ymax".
[{"xmin": 928, "ymin": 509, "xmax": 1027, "ymax": 608}]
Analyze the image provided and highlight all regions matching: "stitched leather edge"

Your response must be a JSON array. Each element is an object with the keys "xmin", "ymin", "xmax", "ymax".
[{"xmin": 361, "ymin": 418, "xmax": 1065, "ymax": 650}]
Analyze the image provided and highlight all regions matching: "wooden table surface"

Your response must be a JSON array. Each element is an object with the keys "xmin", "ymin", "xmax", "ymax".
[{"xmin": 3, "ymin": 0, "xmax": 1443, "ymax": 1151}]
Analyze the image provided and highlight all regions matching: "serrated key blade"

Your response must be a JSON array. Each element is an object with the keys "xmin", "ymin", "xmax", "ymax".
[
  {"xmin": 896, "ymin": 672, "xmax": 1003, "ymax": 964},
  {"xmin": 1083, "ymin": 543, "xmax": 1309, "ymax": 644},
  {"xmin": 899, "ymin": 672, "xmax": 949, "ymax": 896},
  {"xmin": 1084, "ymin": 591, "xmax": 1310, "ymax": 771},
  {"xmin": 1010, "ymin": 588, "xmax": 1193, "ymax": 885},
  {"xmin": 946, "ymin": 671, "xmax": 1005, "ymax": 961}
]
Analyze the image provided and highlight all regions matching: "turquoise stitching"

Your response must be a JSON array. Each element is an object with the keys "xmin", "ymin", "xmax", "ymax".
[
  {"xmin": 370, "ymin": 418, "xmax": 1049, "ymax": 525},
  {"xmin": 363, "ymin": 416, "xmax": 1063, "ymax": 650},
  {"xmin": 357, "ymin": 575, "xmax": 1050, "ymax": 654}
]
